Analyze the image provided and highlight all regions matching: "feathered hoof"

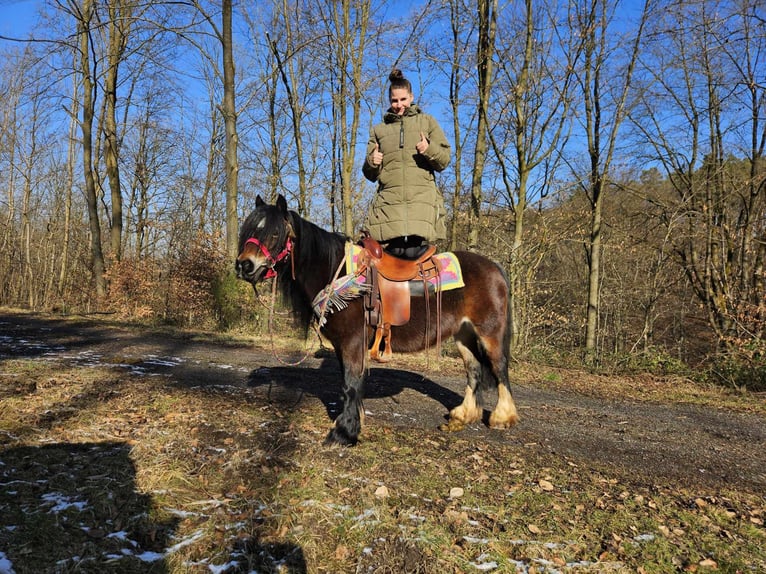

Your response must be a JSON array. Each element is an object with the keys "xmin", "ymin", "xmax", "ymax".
[
  {"xmin": 325, "ymin": 427, "xmax": 358, "ymax": 447},
  {"xmin": 439, "ymin": 418, "xmax": 467, "ymax": 432},
  {"xmin": 489, "ymin": 413, "xmax": 520, "ymax": 430}
]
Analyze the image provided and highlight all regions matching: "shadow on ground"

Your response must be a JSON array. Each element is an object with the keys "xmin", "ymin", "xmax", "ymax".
[
  {"xmin": 245, "ymin": 354, "xmax": 464, "ymax": 422},
  {"xmin": 0, "ymin": 442, "xmax": 175, "ymax": 573}
]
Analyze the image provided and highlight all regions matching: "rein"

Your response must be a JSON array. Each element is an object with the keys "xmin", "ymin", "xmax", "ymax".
[{"xmin": 255, "ymin": 234, "xmax": 342, "ymax": 367}]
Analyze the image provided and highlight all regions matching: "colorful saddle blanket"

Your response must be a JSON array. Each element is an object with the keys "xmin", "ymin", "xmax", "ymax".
[
  {"xmin": 312, "ymin": 242, "xmax": 465, "ymax": 325},
  {"xmin": 345, "ymin": 243, "xmax": 465, "ymax": 291}
]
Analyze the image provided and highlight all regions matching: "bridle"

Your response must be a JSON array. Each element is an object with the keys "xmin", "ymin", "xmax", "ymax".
[{"xmin": 244, "ymin": 236, "xmax": 294, "ymax": 279}]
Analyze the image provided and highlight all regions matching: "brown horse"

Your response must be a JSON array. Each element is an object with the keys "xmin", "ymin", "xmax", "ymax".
[{"xmin": 235, "ymin": 195, "xmax": 519, "ymax": 446}]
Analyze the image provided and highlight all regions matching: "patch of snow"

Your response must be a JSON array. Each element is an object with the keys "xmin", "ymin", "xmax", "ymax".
[
  {"xmin": 352, "ymin": 509, "xmax": 378, "ymax": 523},
  {"xmin": 143, "ymin": 356, "xmax": 183, "ymax": 367},
  {"xmin": 463, "ymin": 536, "xmax": 490, "ymax": 544},
  {"xmin": 106, "ymin": 531, "xmax": 134, "ymax": 543},
  {"xmin": 471, "ymin": 554, "xmax": 498, "ymax": 571},
  {"xmin": 208, "ymin": 561, "xmax": 239, "ymax": 573},
  {"xmin": 164, "ymin": 508, "xmax": 204, "ymax": 519},
  {"xmin": 165, "ymin": 529, "xmax": 206, "ymax": 554},
  {"xmin": 41, "ymin": 493, "xmax": 88, "ymax": 513},
  {"xmin": 135, "ymin": 551, "xmax": 164, "ymax": 563}
]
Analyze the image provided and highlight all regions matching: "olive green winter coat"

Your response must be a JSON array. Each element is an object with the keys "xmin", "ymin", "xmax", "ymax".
[{"xmin": 362, "ymin": 104, "xmax": 451, "ymax": 243}]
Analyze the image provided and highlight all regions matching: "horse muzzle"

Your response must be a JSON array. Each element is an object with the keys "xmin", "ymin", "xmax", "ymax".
[{"xmin": 235, "ymin": 257, "xmax": 262, "ymax": 282}]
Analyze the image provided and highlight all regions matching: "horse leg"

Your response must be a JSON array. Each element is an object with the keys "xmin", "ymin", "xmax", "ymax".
[
  {"xmin": 489, "ymin": 382, "xmax": 519, "ymax": 429},
  {"xmin": 480, "ymin": 332, "xmax": 520, "ymax": 430},
  {"xmin": 441, "ymin": 325, "xmax": 483, "ymax": 432},
  {"xmin": 325, "ymin": 341, "xmax": 366, "ymax": 446}
]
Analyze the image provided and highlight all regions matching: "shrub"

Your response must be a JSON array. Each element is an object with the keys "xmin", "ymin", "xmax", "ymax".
[
  {"xmin": 164, "ymin": 232, "xmax": 229, "ymax": 328},
  {"xmin": 706, "ymin": 339, "xmax": 766, "ymax": 392},
  {"xmin": 211, "ymin": 270, "xmax": 262, "ymax": 331},
  {"xmin": 106, "ymin": 257, "xmax": 163, "ymax": 320}
]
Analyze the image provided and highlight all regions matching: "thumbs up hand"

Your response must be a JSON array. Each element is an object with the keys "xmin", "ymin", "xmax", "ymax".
[
  {"xmin": 371, "ymin": 142, "xmax": 383, "ymax": 167},
  {"xmin": 416, "ymin": 132, "xmax": 429, "ymax": 154}
]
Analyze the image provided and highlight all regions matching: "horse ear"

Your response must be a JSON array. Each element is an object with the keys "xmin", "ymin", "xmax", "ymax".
[
  {"xmin": 256, "ymin": 196, "xmax": 264, "ymax": 207},
  {"xmin": 276, "ymin": 194, "xmax": 288, "ymax": 215}
]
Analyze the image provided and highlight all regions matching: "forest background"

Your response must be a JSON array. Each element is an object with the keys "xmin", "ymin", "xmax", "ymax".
[{"xmin": 0, "ymin": 0, "xmax": 764, "ymax": 390}]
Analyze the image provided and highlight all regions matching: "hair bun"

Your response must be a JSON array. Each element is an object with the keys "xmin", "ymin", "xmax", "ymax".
[{"xmin": 389, "ymin": 69, "xmax": 405, "ymax": 82}]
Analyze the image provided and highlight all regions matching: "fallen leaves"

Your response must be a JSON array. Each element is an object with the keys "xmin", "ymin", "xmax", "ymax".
[
  {"xmin": 448, "ymin": 487, "xmax": 464, "ymax": 499},
  {"xmin": 538, "ymin": 479, "xmax": 555, "ymax": 492}
]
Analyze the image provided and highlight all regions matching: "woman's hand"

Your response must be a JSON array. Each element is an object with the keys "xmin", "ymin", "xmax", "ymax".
[
  {"xmin": 371, "ymin": 142, "xmax": 383, "ymax": 166},
  {"xmin": 416, "ymin": 132, "xmax": 429, "ymax": 154}
]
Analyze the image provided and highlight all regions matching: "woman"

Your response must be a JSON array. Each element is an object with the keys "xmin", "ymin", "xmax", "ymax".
[{"xmin": 362, "ymin": 69, "xmax": 451, "ymax": 258}]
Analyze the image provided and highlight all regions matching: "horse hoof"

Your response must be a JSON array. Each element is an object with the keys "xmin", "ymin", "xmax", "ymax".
[
  {"xmin": 324, "ymin": 428, "xmax": 358, "ymax": 446},
  {"xmin": 489, "ymin": 414, "xmax": 520, "ymax": 429},
  {"xmin": 439, "ymin": 419, "xmax": 466, "ymax": 432}
]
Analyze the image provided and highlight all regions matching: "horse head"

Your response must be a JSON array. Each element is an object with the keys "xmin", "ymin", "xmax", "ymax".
[{"xmin": 235, "ymin": 194, "xmax": 295, "ymax": 284}]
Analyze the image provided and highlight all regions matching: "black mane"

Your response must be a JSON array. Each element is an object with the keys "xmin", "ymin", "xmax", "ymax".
[{"xmin": 281, "ymin": 211, "xmax": 348, "ymax": 332}]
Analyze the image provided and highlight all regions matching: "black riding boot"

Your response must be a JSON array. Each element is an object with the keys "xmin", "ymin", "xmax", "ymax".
[{"xmin": 384, "ymin": 235, "xmax": 428, "ymax": 259}]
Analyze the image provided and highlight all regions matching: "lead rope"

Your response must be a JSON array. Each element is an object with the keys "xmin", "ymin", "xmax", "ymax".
[
  {"xmin": 265, "ymin": 249, "xmax": 348, "ymax": 367},
  {"xmin": 264, "ymin": 250, "xmax": 316, "ymax": 367}
]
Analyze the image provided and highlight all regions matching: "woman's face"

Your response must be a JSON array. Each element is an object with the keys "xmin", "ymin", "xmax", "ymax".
[{"xmin": 389, "ymin": 87, "xmax": 413, "ymax": 115}]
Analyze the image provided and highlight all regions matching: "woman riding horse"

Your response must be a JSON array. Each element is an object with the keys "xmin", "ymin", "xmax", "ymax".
[{"xmin": 236, "ymin": 195, "xmax": 519, "ymax": 446}]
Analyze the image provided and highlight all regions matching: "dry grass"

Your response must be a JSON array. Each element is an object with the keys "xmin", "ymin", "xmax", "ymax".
[{"xmin": 1, "ymin": 323, "xmax": 765, "ymax": 573}]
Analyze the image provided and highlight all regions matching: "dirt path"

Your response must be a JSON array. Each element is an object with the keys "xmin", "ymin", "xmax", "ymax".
[{"xmin": 2, "ymin": 311, "xmax": 764, "ymax": 494}]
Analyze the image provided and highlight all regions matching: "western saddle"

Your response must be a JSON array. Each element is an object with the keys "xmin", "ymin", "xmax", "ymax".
[{"xmin": 357, "ymin": 236, "xmax": 441, "ymax": 362}]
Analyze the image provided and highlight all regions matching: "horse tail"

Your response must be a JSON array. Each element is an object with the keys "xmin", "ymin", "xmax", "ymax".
[
  {"xmin": 477, "ymin": 261, "xmax": 512, "ymax": 393},
  {"xmin": 502, "ymin": 263, "xmax": 512, "ymax": 363}
]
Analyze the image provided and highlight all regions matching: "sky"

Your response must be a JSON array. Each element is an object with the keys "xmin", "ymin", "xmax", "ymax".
[{"xmin": 0, "ymin": 0, "xmax": 38, "ymax": 38}]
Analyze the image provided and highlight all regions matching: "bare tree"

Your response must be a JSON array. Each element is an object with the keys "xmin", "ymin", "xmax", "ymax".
[
  {"xmin": 573, "ymin": 0, "xmax": 648, "ymax": 357},
  {"xmin": 488, "ymin": 0, "xmax": 577, "ymax": 350},
  {"xmin": 0, "ymin": 53, "xmax": 22, "ymax": 300},
  {"xmin": 76, "ymin": 0, "xmax": 107, "ymax": 299},
  {"xmin": 632, "ymin": 0, "xmax": 766, "ymax": 346},
  {"xmin": 467, "ymin": 0, "xmax": 497, "ymax": 249},
  {"xmin": 101, "ymin": 0, "xmax": 132, "ymax": 261},
  {"xmin": 221, "ymin": 0, "xmax": 239, "ymax": 259},
  {"xmin": 59, "ymin": 62, "xmax": 79, "ymax": 297},
  {"xmin": 179, "ymin": 0, "xmax": 241, "ymax": 258},
  {"xmin": 317, "ymin": 0, "xmax": 372, "ymax": 236},
  {"xmin": 20, "ymin": 85, "xmax": 45, "ymax": 308},
  {"xmin": 445, "ymin": 0, "xmax": 472, "ymax": 250}
]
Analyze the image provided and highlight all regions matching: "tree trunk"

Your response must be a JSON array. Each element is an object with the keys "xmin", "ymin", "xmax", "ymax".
[
  {"xmin": 468, "ymin": 0, "xmax": 496, "ymax": 250},
  {"xmin": 448, "ymin": 0, "xmax": 464, "ymax": 251},
  {"xmin": 222, "ymin": 0, "xmax": 239, "ymax": 260},
  {"xmin": 332, "ymin": 0, "xmax": 369, "ymax": 237},
  {"xmin": 584, "ymin": 178, "xmax": 603, "ymax": 353},
  {"xmin": 579, "ymin": 0, "xmax": 647, "ymax": 358},
  {"xmin": 79, "ymin": 0, "xmax": 107, "ymax": 299},
  {"xmin": 104, "ymin": 0, "xmax": 131, "ymax": 261},
  {"xmin": 269, "ymin": 20, "xmax": 307, "ymax": 213},
  {"xmin": 59, "ymin": 74, "xmax": 78, "ymax": 297}
]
